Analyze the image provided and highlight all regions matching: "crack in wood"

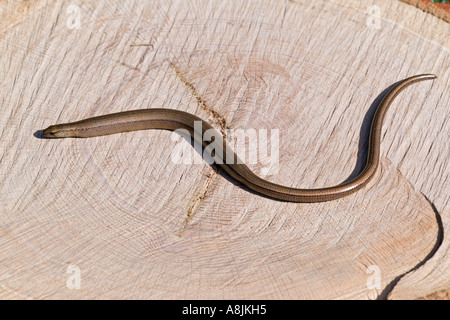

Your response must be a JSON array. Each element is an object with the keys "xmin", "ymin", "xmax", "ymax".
[
  {"xmin": 377, "ymin": 193, "xmax": 445, "ymax": 300},
  {"xmin": 168, "ymin": 60, "xmax": 229, "ymax": 136},
  {"xmin": 168, "ymin": 61, "xmax": 229, "ymax": 235},
  {"xmin": 177, "ymin": 169, "xmax": 217, "ymax": 237},
  {"xmin": 129, "ymin": 43, "xmax": 154, "ymax": 49},
  {"xmin": 113, "ymin": 59, "xmax": 141, "ymax": 72}
]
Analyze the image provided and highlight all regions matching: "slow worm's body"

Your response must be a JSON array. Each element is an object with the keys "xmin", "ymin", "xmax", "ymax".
[{"xmin": 42, "ymin": 74, "xmax": 436, "ymax": 202}]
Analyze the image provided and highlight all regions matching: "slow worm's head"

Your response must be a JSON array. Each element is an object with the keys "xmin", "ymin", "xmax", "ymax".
[{"xmin": 42, "ymin": 125, "xmax": 71, "ymax": 138}]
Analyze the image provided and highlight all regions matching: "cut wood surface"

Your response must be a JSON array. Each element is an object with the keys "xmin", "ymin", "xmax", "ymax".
[{"xmin": 0, "ymin": 0, "xmax": 448, "ymax": 299}]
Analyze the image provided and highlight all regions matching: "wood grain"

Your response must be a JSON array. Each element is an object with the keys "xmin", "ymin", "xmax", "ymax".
[{"xmin": 0, "ymin": 0, "xmax": 448, "ymax": 299}]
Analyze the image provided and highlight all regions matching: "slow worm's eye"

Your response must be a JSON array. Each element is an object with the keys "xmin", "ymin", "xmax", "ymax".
[{"xmin": 43, "ymin": 127, "xmax": 59, "ymax": 137}]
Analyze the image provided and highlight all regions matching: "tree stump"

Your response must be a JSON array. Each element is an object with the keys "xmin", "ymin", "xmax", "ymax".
[{"xmin": 0, "ymin": 0, "xmax": 448, "ymax": 299}]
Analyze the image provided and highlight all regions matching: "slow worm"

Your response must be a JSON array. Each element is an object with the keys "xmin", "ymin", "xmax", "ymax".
[{"xmin": 42, "ymin": 74, "xmax": 436, "ymax": 202}]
